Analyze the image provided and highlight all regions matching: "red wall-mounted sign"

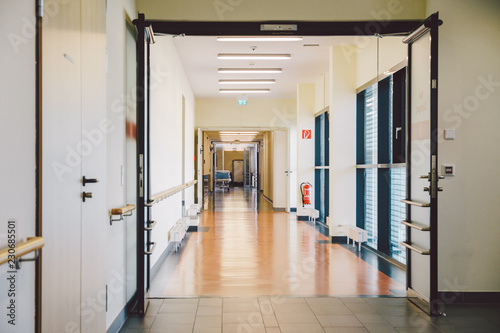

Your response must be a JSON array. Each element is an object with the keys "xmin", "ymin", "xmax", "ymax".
[{"xmin": 302, "ymin": 130, "xmax": 311, "ymax": 139}]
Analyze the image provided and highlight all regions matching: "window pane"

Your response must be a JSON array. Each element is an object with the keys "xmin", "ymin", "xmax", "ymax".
[
  {"xmin": 364, "ymin": 84, "xmax": 378, "ymax": 164},
  {"xmin": 364, "ymin": 168, "xmax": 377, "ymax": 248},
  {"xmin": 390, "ymin": 167, "xmax": 406, "ymax": 263}
]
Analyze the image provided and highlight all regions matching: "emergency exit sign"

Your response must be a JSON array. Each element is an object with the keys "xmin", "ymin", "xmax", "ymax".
[
  {"xmin": 238, "ymin": 99, "xmax": 247, "ymax": 105},
  {"xmin": 302, "ymin": 130, "xmax": 311, "ymax": 139}
]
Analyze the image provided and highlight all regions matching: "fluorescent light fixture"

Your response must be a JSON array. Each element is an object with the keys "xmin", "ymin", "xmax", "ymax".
[
  {"xmin": 217, "ymin": 53, "xmax": 291, "ymax": 60},
  {"xmin": 218, "ymin": 68, "xmax": 282, "ymax": 74},
  {"xmin": 219, "ymin": 79, "xmax": 275, "ymax": 85},
  {"xmin": 220, "ymin": 132, "xmax": 259, "ymax": 134},
  {"xmin": 217, "ymin": 36, "xmax": 303, "ymax": 42},
  {"xmin": 219, "ymin": 89, "xmax": 270, "ymax": 94}
]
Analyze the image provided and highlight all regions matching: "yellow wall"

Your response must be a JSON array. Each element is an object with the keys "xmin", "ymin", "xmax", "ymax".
[{"xmin": 223, "ymin": 150, "xmax": 244, "ymax": 173}]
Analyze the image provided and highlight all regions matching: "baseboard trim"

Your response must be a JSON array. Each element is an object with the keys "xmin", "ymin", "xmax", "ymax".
[
  {"xmin": 187, "ymin": 225, "xmax": 198, "ymax": 232},
  {"xmin": 273, "ymin": 207, "xmax": 286, "ymax": 212},
  {"xmin": 107, "ymin": 294, "xmax": 137, "ymax": 333},
  {"xmin": 297, "ymin": 216, "xmax": 309, "ymax": 221},
  {"xmin": 331, "ymin": 236, "xmax": 348, "ymax": 244},
  {"xmin": 151, "ymin": 242, "xmax": 175, "ymax": 280},
  {"xmin": 290, "ymin": 207, "xmax": 297, "ymax": 212},
  {"xmin": 438, "ymin": 291, "xmax": 500, "ymax": 304}
]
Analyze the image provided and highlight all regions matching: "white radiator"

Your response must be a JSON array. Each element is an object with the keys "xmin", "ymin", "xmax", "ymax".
[
  {"xmin": 340, "ymin": 225, "xmax": 368, "ymax": 251},
  {"xmin": 171, "ymin": 217, "xmax": 189, "ymax": 251}
]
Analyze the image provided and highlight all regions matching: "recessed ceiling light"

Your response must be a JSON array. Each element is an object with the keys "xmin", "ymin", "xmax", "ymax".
[
  {"xmin": 220, "ymin": 132, "xmax": 260, "ymax": 134},
  {"xmin": 217, "ymin": 36, "xmax": 303, "ymax": 42},
  {"xmin": 218, "ymin": 68, "xmax": 283, "ymax": 74},
  {"xmin": 217, "ymin": 54, "xmax": 291, "ymax": 60},
  {"xmin": 219, "ymin": 89, "xmax": 270, "ymax": 94},
  {"xmin": 219, "ymin": 79, "xmax": 275, "ymax": 85}
]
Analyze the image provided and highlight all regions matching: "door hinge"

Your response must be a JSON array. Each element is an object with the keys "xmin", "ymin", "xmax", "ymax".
[
  {"xmin": 139, "ymin": 154, "xmax": 144, "ymax": 198},
  {"xmin": 432, "ymin": 79, "xmax": 437, "ymax": 89},
  {"xmin": 37, "ymin": 0, "xmax": 44, "ymax": 18}
]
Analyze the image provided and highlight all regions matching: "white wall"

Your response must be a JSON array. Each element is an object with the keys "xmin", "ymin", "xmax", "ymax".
[
  {"xmin": 105, "ymin": 0, "xmax": 137, "ymax": 329},
  {"xmin": 328, "ymin": 46, "xmax": 357, "ymax": 236},
  {"xmin": 426, "ymin": 0, "xmax": 500, "ymax": 293},
  {"xmin": 296, "ymin": 84, "xmax": 316, "ymax": 213},
  {"xmin": 138, "ymin": 0, "xmax": 425, "ymax": 21},
  {"xmin": 0, "ymin": 2, "xmax": 36, "ymax": 332},
  {"xmin": 150, "ymin": 36, "xmax": 196, "ymax": 268}
]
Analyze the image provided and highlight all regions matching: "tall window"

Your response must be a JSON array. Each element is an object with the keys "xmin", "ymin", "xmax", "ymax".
[
  {"xmin": 356, "ymin": 68, "xmax": 407, "ymax": 264},
  {"xmin": 315, "ymin": 112, "xmax": 329, "ymax": 223}
]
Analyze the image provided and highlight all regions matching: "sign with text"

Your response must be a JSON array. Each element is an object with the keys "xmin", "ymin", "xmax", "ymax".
[{"xmin": 302, "ymin": 130, "xmax": 311, "ymax": 139}]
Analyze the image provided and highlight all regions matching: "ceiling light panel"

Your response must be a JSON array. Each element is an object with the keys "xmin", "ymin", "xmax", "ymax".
[
  {"xmin": 218, "ymin": 68, "xmax": 283, "ymax": 74},
  {"xmin": 219, "ymin": 89, "xmax": 270, "ymax": 94},
  {"xmin": 219, "ymin": 79, "xmax": 275, "ymax": 85},
  {"xmin": 217, "ymin": 36, "xmax": 303, "ymax": 42},
  {"xmin": 217, "ymin": 54, "xmax": 291, "ymax": 60}
]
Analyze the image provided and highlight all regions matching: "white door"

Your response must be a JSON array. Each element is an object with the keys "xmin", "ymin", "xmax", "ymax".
[
  {"xmin": 42, "ymin": 0, "xmax": 107, "ymax": 331},
  {"xmin": 273, "ymin": 130, "xmax": 289, "ymax": 211},
  {"xmin": 197, "ymin": 128, "xmax": 203, "ymax": 205},
  {"xmin": 0, "ymin": 1, "xmax": 37, "ymax": 332},
  {"xmin": 403, "ymin": 13, "xmax": 441, "ymax": 316}
]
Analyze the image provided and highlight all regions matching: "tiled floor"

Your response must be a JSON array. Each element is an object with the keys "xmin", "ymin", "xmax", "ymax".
[{"xmin": 119, "ymin": 297, "xmax": 500, "ymax": 333}]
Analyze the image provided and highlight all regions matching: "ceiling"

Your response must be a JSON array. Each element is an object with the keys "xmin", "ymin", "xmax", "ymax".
[
  {"xmin": 170, "ymin": 35, "xmax": 357, "ymax": 99},
  {"xmin": 205, "ymin": 130, "xmax": 264, "ymax": 142}
]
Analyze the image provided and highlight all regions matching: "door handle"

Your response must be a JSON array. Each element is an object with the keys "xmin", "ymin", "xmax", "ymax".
[
  {"xmin": 83, "ymin": 176, "xmax": 99, "ymax": 186},
  {"xmin": 82, "ymin": 192, "xmax": 93, "ymax": 202}
]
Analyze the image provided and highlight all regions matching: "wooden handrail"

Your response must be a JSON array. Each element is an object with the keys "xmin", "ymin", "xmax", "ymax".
[
  {"xmin": 146, "ymin": 180, "xmax": 197, "ymax": 206},
  {"xmin": 0, "ymin": 237, "xmax": 45, "ymax": 266},
  {"xmin": 110, "ymin": 204, "xmax": 136, "ymax": 216}
]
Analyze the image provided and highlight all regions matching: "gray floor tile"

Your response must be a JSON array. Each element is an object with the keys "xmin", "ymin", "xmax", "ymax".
[
  {"xmin": 259, "ymin": 298, "xmax": 275, "ymax": 316},
  {"xmin": 193, "ymin": 327, "xmax": 222, "ymax": 333},
  {"xmin": 265, "ymin": 328, "xmax": 282, "ymax": 333},
  {"xmin": 316, "ymin": 314, "xmax": 364, "ymax": 327},
  {"xmin": 151, "ymin": 313, "xmax": 196, "ymax": 327},
  {"xmin": 162, "ymin": 298, "xmax": 199, "ymax": 305},
  {"xmin": 125, "ymin": 316, "xmax": 156, "ymax": 329},
  {"xmin": 353, "ymin": 313, "xmax": 388, "ymax": 324},
  {"xmin": 306, "ymin": 298, "xmax": 344, "ymax": 306},
  {"xmin": 275, "ymin": 310, "xmax": 319, "ymax": 324},
  {"xmin": 147, "ymin": 299, "xmax": 164, "ymax": 307},
  {"xmin": 223, "ymin": 312, "xmax": 264, "ymax": 324},
  {"xmin": 224, "ymin": 297, "xmax": 259, "ymax": 304},
  {"xmin": 270, "ymin": 297, "xmax": 306, "ymax": 305},
  {"xmin": 272, "ymin": 302, "xmax": 313, "ymax": 313},
  {"xmin": 159, "ymin": 302, "xmax": 198, "ymax": 314},
  {"xmin": 123, "ymin": 328, "xmax": 150, "ymax": 333},
  {"xmin": 223, "ymin": 323, "xmax": 266, "ymax": 333},
  {"xmin": 310, "ymin": 305, "xmax": 353, "ymax": 315},
  {"xmin": 395, "ymin": 327, "xmax": 443, "ymax": 333},
  {"xmin": 149, "ymin": 324, "xmax": 193, "ymax": 333},
  {"xmin": 323, "ymin": 328, "xmax": 369, "ymax": 333},
  {"xmin": 363, "ymin": 298, "xmax": 407, "ymax": 306},
  {"xmin": 344, "ymin": 303, "xmax": 379, "ymax": 314},
  {"xmin": 340, "ymin": 298, "xmax": 367, "ymax": 304},
  {"xmin": 446, "ymin": 315, "xmax": 499, "ymax": 328},
  {"xmin": 263, "ymin": 315, "xmax": 279, "ymax": 327},
  {"xmin": 223, "ymin": 301, "xmax": 260, "ymax": 313},
  {"xmin": 363, "ymin": 323, "xmax": 399, "ymax": 333},
  {"xmin": 198, "ymin": 305, "xmax": 223, "ymax": 316},
  {"xmin": 279, "ymin": 323, "xmax": 325, "ymax": 333},
  {"xmin": 194, "ymin": 315, "xmax": 223, "ymax": 327},
  {"xmin": 145, "ymin": 306, "xmax": 160, "ymax": 317},
  {"xmin": 200, "ymin": 298, "xmax": 223, "ymax": 306},
  {"xmin": 382, "ymin": 314, "xmax": 433, "ymax": 328}
]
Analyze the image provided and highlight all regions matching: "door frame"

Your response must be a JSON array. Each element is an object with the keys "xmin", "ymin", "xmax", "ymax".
[{"xmin": 134, "ymin": 16, "xmax": 424, "ymax": 316}]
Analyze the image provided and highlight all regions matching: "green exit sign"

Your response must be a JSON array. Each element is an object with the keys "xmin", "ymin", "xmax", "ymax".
[{"xmin": 238, "ymin": 100, "xmax": 247, "ymax": 105}]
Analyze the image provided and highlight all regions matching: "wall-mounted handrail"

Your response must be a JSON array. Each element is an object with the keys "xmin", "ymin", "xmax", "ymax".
[
  {"xmin": 401, "ymin": 241, "xmax": 431, "ymax": 255},
  {"xmin": 0, "ymin": 237, "xmax": 45, "ymax": 266},
  {"xmin": 146, "ymin": 180, "xmax": 197, "ymax": 206},
  {"xmin": 401, "ymin": 199, "xmax": 430, "ymax": 207},
  {"xmin": 110, "ymin": 204, "xmax": 136, "ymax": 225},
  {"xmin": 401, "ymin": 220, "xmax": 431, "ymax": 231}
]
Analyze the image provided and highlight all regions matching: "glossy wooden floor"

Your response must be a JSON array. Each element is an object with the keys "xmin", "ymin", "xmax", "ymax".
[{"xmin": 150, "ymin": 188, "xmax": 405, "ymax": 297}]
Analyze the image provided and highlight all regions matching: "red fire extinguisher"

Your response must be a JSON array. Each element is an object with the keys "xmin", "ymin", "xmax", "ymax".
[{"xmin": 300, "ymin": 182, "xmax": 312, "ymax": 207}]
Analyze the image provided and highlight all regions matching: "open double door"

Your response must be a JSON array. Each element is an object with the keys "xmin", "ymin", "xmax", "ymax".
[{"xmin": 132, "ymin": 13, "xmax": 442, "ymax": 316}]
